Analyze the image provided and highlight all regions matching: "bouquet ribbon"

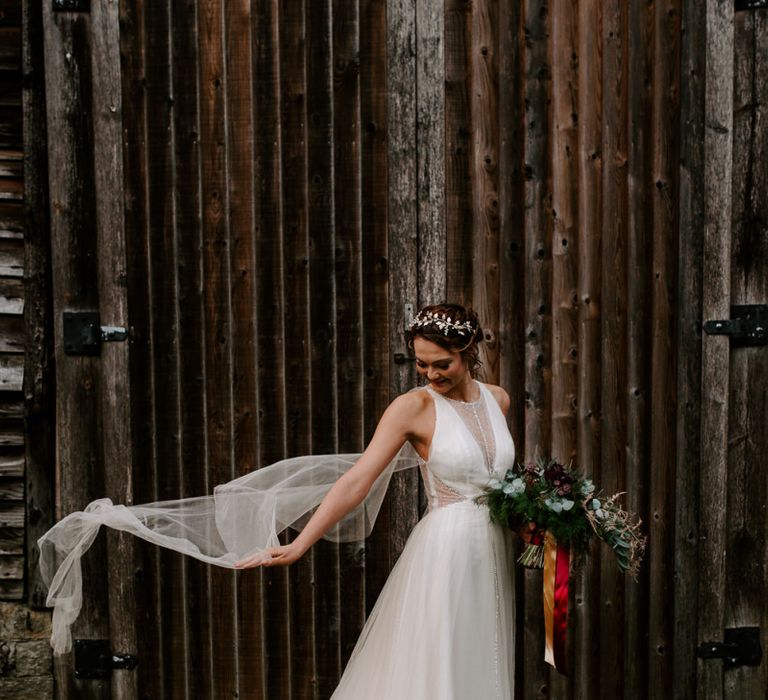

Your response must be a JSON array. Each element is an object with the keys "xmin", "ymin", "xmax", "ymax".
[{"xmin": 542, "ymin": 532, "xmax": 569, "ymax": 674}]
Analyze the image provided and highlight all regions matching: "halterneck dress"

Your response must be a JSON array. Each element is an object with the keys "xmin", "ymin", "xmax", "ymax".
[{"xmin": 332, "ymin": 380, "xmax": 517, "ymax": 699}]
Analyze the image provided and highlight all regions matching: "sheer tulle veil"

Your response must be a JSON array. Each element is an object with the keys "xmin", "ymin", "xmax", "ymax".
[{"xmin": 38, "ymin": 441, "xmax": 422, "ymax": 655}]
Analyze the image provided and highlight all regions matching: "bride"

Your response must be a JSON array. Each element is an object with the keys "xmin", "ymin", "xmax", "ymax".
[
  {"xmin": 237, "ymin": 303, "xmax": 523, "ymax": 698},
  {"xmin": 39, "ymin": 303, "xmax": 529, "ymax": 698}
]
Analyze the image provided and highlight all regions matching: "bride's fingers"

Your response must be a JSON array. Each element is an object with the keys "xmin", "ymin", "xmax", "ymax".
[{"xmin": 234, "ymin": 550, "xmax": 274, "ymax": 569}]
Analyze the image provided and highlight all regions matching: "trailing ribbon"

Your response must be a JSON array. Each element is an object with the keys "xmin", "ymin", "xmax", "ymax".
[{"xmin": 542, "ymin": 532, "xmax": 569, "ymax": 675}]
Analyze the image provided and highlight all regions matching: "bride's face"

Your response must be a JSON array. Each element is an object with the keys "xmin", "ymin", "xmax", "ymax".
[{"xmin": 413, "ymin": 337, "xmax": 470, "ymax": 394}]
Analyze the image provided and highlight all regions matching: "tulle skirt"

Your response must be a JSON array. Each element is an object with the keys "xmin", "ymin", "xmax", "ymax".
[{"xmin": 332, "ymin": 500, "xmax": 516, "ymax": 699}]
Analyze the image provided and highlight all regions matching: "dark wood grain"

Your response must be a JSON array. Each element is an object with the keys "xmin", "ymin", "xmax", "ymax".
[
  {"xmin": 647, "ymin": 1, "xmax": 681, "ymax": 697},
  {"xmin": 252, "ymin": 2, "xmax": 288, "ymax": 697},
  {"xmin": 386, "ymin": 0, "xmax": 419, "ymax": 574},
  {"xmin": 332, "ymin": 0, "xmax": 367, "ymax": 673},
  {"xmin": 444, "ymin": 0, "xmax": 473, "ymax": 306},
  {"xmin": 724, "ymin": 10, "xmax": 767, "ymax": 699},
  {"xmin": 624, "ymin": 0, "xmax": 653, "ymax": 697},
  {"xmin": 497, "ymin": 2, "xmax": 526, "ymax": 689},
  {"xmin": 573, "ymin": 2, "xmax": 603, "ymax": 697},
  {"xmin": 198, "ymin": 1, "xmax": 240, "ymax": 694},
  {"xmin": 471, "ymin": 0, "xmax": 500, "ymax": 382},
  {"xmin": 416, "ymin": 0, "xmax": 445, "ymax": 309},
  {"xmin": 277, "ymin": 0, "xmax": 315, "ymax": 696},
  {"xmin": 307, "ymin": 2, "xmax": 341, "ymax": 694},
  {"xmin": 521, "ymin": 1, "xmax": 551, "ymax": 696},
  {"xmin": 89, "ymin": 1, "xmax": 139, "ymax": 696},
  {"xmin": 697, "ymin": 3, "xmax": 734, "ymax": 698},
  {"xmin": 222, "ymin": 2, "xmax": 262, "ymax": 697},
  {"xmin": 673, "ymin": 0, "xmax": 705, "ymax": 696},
  {"xmin": 118, "ymin": 1, "xmax": 167, "ymax": 695},
  {"xmin": 21, "ymin": 0, "xmax": 53, "ymax": 610},
  {"xmin": 168, "ymin": 0, "xmax": 216, "ymax": 694},
  {"xmin": 549, "ymin": 0, "xmax": 579, "ymax": 694},
  {"xmin": 30, "ymin": 2, "xmax": 768, "ymax": 697},
  {"xmin": 598, "ymin": 2, "xmax": 629, "ymax": 697},
  {"xmin": 360, "ymin": 0, "xmax": 392, "ymax": 622},
  {"xmin": 40, "ymin": 6, "xmax": 109, "ymax": 698}
]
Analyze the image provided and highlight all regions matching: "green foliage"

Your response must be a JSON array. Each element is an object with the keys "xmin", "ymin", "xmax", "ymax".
[{"xmin": 481, "ymin": 458, "xmax": 646, "ymax": 576}]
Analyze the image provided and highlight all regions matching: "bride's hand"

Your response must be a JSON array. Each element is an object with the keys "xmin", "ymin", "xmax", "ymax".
[{"xmin": 235, "ymin": 542, "xmax": 305, "ymax": 569}]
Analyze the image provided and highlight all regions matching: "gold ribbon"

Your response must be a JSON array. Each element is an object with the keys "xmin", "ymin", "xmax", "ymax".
[{"xmin": 542, "ymin": 531, "xmax": 569, "ymax": 674}]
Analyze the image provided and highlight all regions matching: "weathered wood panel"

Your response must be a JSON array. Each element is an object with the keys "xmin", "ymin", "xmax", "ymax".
[
  {"xmin": 697, "ymin": 3, "xmax": 734, "ymax": 699},
  {"xmin": 647, "ymin": 1, "xmax": 680, "ymax": 696},
  {"xmin": 40, "ymin": 6, "xmax": 111, "ymax": 697},
  {"xmin": 724, "ymin": 8, "xmax": 767, "ymax": 699},
  {"xmin": 360, "ymin": 0, "xmax": 392, "ymax": 624},
  {"xmin": 30, "ymin": 1, "xmax": 768, "ymax": 698},
  {"xmin": 118, "ymin": 1, "xmax": 167, "ymax": 696},
  {"xmin": 521, "ymin": 1, "xmax": 551, "ymax": 696},
  {"xmin": 673, "ymin": 0, "xmax": 705, "ymax": 696},
  {"xmin": 0, "ymin": 2, "xmax": 28, "ymax": 602}
]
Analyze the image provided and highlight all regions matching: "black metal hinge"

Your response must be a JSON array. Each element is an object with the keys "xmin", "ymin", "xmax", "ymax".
[
  {"xmin": 703, "ymin": 304, "xmax": 768, "ymax": 346},
  {"xmin": 53, "ymin": 0, "xmax": 90, "ymax": 11},
  {"xmin": 74, "ymin": 639, "xmax": 137, "ymax": 680},
  {"xmin": 697, "ymin": 627, "xmax": 762, "ymax": 668},
  {"xmin": 63, "ymin": 311, "xmax": 129, "ymax": 355},
  {"xmin": 393, "ymin": 303, "xmax": 416, "ymax": 364},
  {"xmin": 736, "ymin": 0, "xmax": 768, "ymax": 10}
]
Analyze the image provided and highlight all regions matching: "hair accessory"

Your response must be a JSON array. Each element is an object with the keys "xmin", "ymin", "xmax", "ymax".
[{"xmin": 408, "ymin": 310, "xmax": 477, "ymax": 337}]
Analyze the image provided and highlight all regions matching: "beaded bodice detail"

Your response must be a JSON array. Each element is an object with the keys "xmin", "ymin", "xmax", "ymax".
[
  {"xmin": 442, "ymin": 393, "xmax": 496, "ymax": 473},
  {"xmin": 417, "ymin": 381, "xmax": 515, "ymax": 510}
]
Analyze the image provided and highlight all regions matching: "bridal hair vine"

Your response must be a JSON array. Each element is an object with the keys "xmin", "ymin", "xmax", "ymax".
[{"xmin": 409, "ymin": 310, "xmax": 477, "ymax": 337}]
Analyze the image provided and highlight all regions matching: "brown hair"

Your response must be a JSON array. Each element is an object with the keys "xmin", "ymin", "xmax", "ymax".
[{"xmin": 405, "ymin": 303, "xmax": 484, "ymax": 378}]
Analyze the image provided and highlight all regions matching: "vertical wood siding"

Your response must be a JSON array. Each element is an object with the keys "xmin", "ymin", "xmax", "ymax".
[
  {"xmin": 34, "ymin": 0, "xmax": 767, "ymax": 697},
  {"xmin": 0, "ymin": 0, "xmax": 26, "ymax": 603}
]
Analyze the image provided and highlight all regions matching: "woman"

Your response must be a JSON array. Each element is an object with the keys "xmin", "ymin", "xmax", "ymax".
[
  {"xmin": 39, "ymin": 303, "xmax": 525, "ymax": 697},
  {"xmin": 236, "ymin": 303, "xmax": 521, "ymax": 698}
]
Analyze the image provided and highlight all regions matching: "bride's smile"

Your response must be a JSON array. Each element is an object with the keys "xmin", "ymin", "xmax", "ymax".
[{"xmin": 413, "ymin": 336, "xmax": 477, "ymax": 402}]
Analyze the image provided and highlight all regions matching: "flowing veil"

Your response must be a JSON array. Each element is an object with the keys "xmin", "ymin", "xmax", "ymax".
[{"xmin": 38, "ymin": 441, "xmax": 422, "ymax": 655}]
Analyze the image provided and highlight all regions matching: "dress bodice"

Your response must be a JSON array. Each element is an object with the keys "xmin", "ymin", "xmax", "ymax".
[{"xmin": 418, "ymin": 381, "xmax": 516, "ymax": 509}]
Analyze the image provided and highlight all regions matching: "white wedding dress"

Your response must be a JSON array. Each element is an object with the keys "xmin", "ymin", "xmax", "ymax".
[
  {"xmin": 332, "ymin": 380, "xmax": 517, "ymax": 699},
  {"xmin": 38, "ymin": 379, "xmax": 517, "ymax": 699}
]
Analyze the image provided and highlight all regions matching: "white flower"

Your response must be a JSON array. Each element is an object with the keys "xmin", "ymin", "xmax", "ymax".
[
  {"xmin": 510, "ymin": 478, "xmax": 525, "ymax": 495},
  {"xmin": 489, "ymin": 478, "xmax": 503, "ymax": 490},
  {"xmin": 581, "ymin": 480, "xmax": 595, "ymax": 495},
  {"xmin": 590, "ymin": 498, "xmax": 601, "ymax": 510},
  {"xmin": 545, "ymin": 498, "xmax": 563, "ymax": 513},
  {"xmin": 595, "ymin": 508, "xmax": 605, "ymax": 520},
  {"xmin": 561, "ymin": 499, "xmax": 574, "ymax": 511}
]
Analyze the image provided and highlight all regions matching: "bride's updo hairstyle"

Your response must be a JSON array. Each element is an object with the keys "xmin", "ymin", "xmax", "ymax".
[{"xmin": 406, "ymin": 303, "xmax": 484, "ymax": 378}]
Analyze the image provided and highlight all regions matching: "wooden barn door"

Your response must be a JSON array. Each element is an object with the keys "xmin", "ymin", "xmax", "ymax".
[
  {"xmin": 688, "ymin": 5, "xmax": 767, "ymax": 699},
  {"xmin": 40, "ymin": 2, "xmax": 138, "ymax": 698}
]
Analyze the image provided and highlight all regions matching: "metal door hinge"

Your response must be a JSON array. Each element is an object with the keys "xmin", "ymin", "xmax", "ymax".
[
  {"xmin": 703, "ymin": 305, "xmax": 767, "ymax": 346},
  {"xmin": 74, "ymin": 639, "xmax": 137, "ymax": 679},
  {"xmin": 53, "ymin": 0, "xmax": 90, "ymax": 11},
  {"xmin": 736, "ymin": 0, "xmax": 768, "ymax": 11},
  {"xmin": 394, "ymin": 303, "xmax": 415, "ymax": 364},
  {"xmin": 697, "ymin": 627, "xmax": 762, "ymax": 668},
  {"xmin": 64, "ymin": 311, "xmax": 129, "ymax": 355}
]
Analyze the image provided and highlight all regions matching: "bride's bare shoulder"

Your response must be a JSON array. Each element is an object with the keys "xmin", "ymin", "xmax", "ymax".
[
  {"xmin": 481, "ymin": 382, "xmax": 511, "ymax": 416},
  {"xmin": 390, "ymin": 386, "xmax": 432, "ymax": 415}
]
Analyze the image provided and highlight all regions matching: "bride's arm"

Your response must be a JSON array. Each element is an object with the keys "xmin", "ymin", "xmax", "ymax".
[{"xmin": 234, "ymin": 393, "xmax": 421, "ymax": 568}]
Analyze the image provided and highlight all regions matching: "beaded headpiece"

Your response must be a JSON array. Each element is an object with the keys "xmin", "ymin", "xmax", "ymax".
[{"xmin": 408, "ymin": 309, "xmax": 477, "ymax": 337}]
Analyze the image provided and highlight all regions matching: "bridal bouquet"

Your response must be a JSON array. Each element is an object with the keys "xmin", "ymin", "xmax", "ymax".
[
  {"xmin": 481, "ymin": 458, "xmax": 646, "ymax": 675},
  {"xmin": 484, "ymin": 457, "xmax": 646, "ymax": 577}
]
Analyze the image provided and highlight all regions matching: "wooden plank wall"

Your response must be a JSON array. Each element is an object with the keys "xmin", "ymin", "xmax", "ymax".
[
  {"xmin": 119, "ymin": 1, "xmax": 410, "ymax": 697},
  {"xmin": 0, "ymin": 0, "xmax": 25, "ymax": 601},
  {"xmin": 28, "ymin": 0, "xmax": 763, "ymax": 698},
  {"xmin": 116, "ymin": 0, "xmax": 683, "ymax": 697}
]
